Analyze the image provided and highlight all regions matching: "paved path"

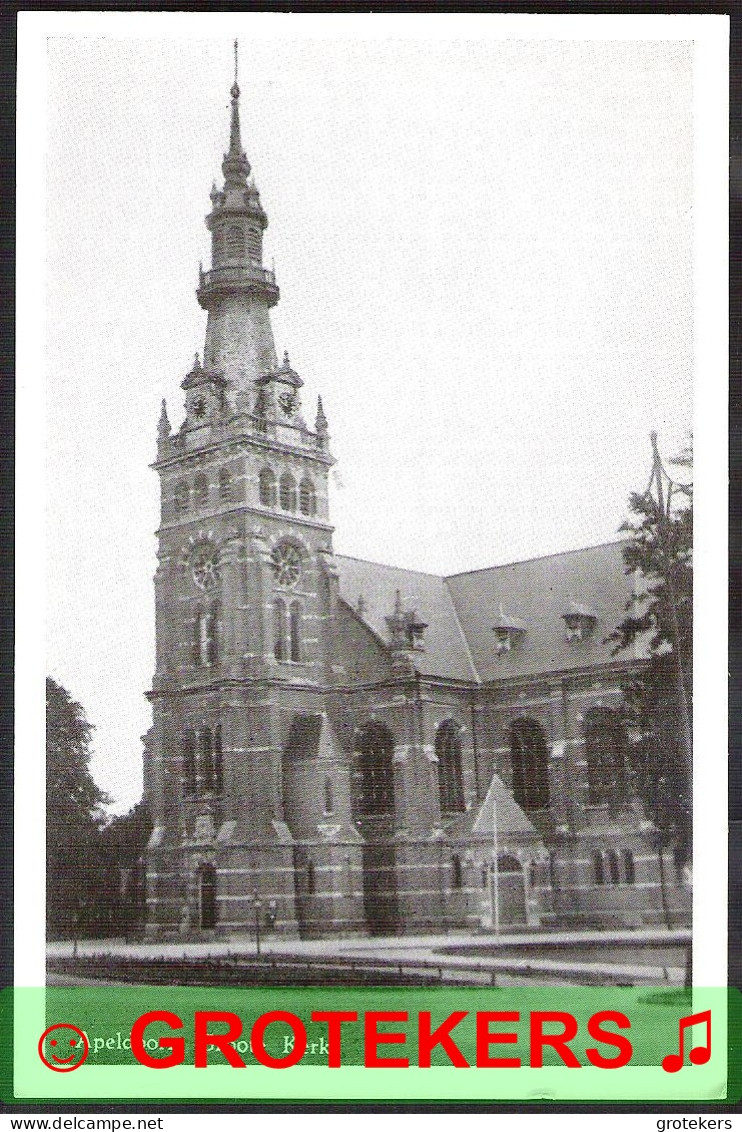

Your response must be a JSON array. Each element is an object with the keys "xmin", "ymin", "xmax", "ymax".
[{"xmin": 47, "ymin": 928, "xmax": 689, "ymax": 987}]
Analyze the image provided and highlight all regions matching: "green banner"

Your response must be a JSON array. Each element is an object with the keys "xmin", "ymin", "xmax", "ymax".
[{"xmin": 4, "ymin": 986, "xmax": 736, "ymax": 1103}]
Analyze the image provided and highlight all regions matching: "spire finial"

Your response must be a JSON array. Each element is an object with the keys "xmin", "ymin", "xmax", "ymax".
[
  {"xmin": 223, "ymin": 40, "xmax": 250, "ymax": 186},
  {"xmin": 231, "ymin": 39, "xmax": 240, "ymax": 100},
  {"xmin": 234, "ymin": 38, "xmax": 238, "ymax": 83}
]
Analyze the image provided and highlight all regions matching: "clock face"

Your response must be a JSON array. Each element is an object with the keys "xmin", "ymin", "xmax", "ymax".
[
  {"xmin": 192, "ymin": 396, "xmax": 207, "ymax": 420},
  {"xmin": 278, "ymin": 391, "xmax": 296, "ymax": 417}
]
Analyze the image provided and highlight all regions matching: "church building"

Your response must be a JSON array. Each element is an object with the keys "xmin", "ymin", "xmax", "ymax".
[{"xmin": 144, "ymin": 66, "xmax": 690, "ymax": 938}]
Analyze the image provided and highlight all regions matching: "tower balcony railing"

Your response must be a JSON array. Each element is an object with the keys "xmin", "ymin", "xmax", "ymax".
[{"xmin": 198, "ymin": 263, "xmax": 276, "ymax": 290}]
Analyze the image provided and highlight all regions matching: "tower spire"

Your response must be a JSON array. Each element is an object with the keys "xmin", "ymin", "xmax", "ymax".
[{"xmin": 223, "ymin": 40, "xmax": 250, "ymax": 187}]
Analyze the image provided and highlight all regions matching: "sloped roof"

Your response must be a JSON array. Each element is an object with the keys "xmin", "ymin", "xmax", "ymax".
[
  {"xmin": 445, "ymin": 540, "xmax": 638, "ymax": 684},
  {"xmin": 334, "ymin": 555, "xmax": 478, "ymax": 682},
  {"xmin": 472, "ymin": 773, "xmax": 540, "ymax": 840},
  {"xmin": 334, "ymin": 541, "xmax": 640, "ymax": 686}
]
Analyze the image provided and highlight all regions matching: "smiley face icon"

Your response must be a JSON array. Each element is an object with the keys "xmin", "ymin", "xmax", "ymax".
[{"xmin": 38, "ymin": 1023, "xmax": 89, "ymax": 1071}]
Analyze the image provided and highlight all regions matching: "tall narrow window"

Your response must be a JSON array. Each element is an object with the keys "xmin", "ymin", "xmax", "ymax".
[
  {"xmin": 324, "ymin": 777, "xmax": 334, "ymax": 814},
  {"xmin": 193, "ymin": 606, "xmax": 204, "ymax": 667},
  {"xmin": 183, "ymin": 731, "xmax": 196, "ymax": 795},
  {"xmin": 510, "ymin": 718, "xmax": 550, "ymax": 811},
  {"xmin": 226, "ymin": 225, "xmax": 244, "ymax": 258},
  {"xmin": 200, "ymin": 728, "xmax": 214, "ymax": 793},
  {"xmin": 623, "ymin": 849, "xmax": 635, "ymax": 885},
  {"xmin": 306, "ymin": 860, "xmax": 316, "ymax": 895},
  {"xmin": 451, "ymin": 854, "xmax": 463, "ymax": 889},
  {"xmin": 289, "ymin": 601, "xmax": 302, "ymax": 662},
  {"xmin": 214, "ymin": 724, "xmax": 223, "ymax": 794},
  {"xmin": 608, "ymin": 849, "xmax": 621, "ymax": 886},
  {"xmin": 212, "ymin": 228, "xmax": 225, "ymax": 263},
  {"xmin": 274, "ymin": 599, "xmax": 287, "ymax": 661},
  {"xmin": 279, "ymin": 473, "xmax": 297, "ymax": 512},
  {"xmin": 259, "ymin": 467, "xmax": 277, "ymax": 508},
  {"xmin": 436, "ymin": 721, "xmax": 465, "ymax": 813},
  {"xmin": 207, "ymin": 601, "xmax": 219, "ymax": 666},
  {"xmin": 219, "ymin": 468, "xmax": 232, "ymax": 502},
  {"xmin": 299, "ymin": 478, "xmax": 316, "ymax": 516},
  {"xmin": 584, "ymin": 708, "xmax": 627, "ymax": 806},
  {"xmin": 174, "ymin": 481, "xmax": 190, "ymax": 515},
  {"xmin": 593, "ymin": 850, "xmax": 604, "ymax": 886},
  {"xmin": 194, "ymin": 473, "xmax": 209, "ymax": 508}
]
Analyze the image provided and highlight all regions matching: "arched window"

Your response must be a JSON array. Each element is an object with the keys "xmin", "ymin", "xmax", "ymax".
[
  {"xmin": 498, "ymin": 854, "xmax": 523, "ymax": 874},
  {"xmin": 212, "ymin": 724, "xmax": 223, "ymax": 794},
  {"xmin": 584, "ymin": 708, "xmax": 627, "ymax": 806},
  {"xmin": 183, "ymin": 731, "xmax": 196, "ymax": 795},
  {"xmin": 274, "ymin": 598, "xmax": 287, "ymax": 661},
  {"xmin": 306, "ymin": 860, "xmax": 316, "ymax": 895},
  {"xmin": 207, "ymin": 601, "xmax": 219, "ymax": 666},
  {"xmin": 451, "ymin": 854, "xmax": 463, "ymax": 889},
  {"xmin": 623, "ymin": 848, "xmax": 635, "ymax": 885},
  {"xmin": 324, "ymin": 777, "xmax": 334, "ymax": 814},
  {"xmin": 194, "ymin": 473, "xmax": 209, "ymax": 508},
  {"xmin": 259, "ymin": 467, "xmax": 277, "ymax": 508},
  {"xmin": 289, "ymin": 601, "xmax": 302, "ymax": 662},
  {"xmin": 482, "ymin": 864, "xmax": 489, "ymax": 888},
  {"xmin": 436, "ymin": 721, "xmax": 465, "ymax": 814},
  {"xmin": 356, "ymin": 722, "xmax": 395, "ymax": 815},
  {"xmin": 212, "ymin": 228, "xmax": 225, "ymax": 263},
  {"xmin": 608, "ymin": 849, "xmax": 621, "ymax": 886},
  {"xmin": 219, "ymin": 468, "xmax": 232, "ymax": 502},
  {"xmin": 593, "ymin": 850, "xmax": 604, "ymax": 886},
  {"xmin": 247, "ymin": 227, "xmax": 261, "ymax": 261},
  {"xmin": 510, "ymin": 718, "xmax": 550, "ymax": 811},
  {"xmin": 200, "ymin": 728, "xmax": 214, "ymax": 792},
  {"xmin": 199, "ymin": 864, "xmax": 217, "ymax": 930},
  {"xmin": 174, "ymin": 481, "xmax": 189, "ymax": 515},
  {"xmin": 279, "ymin": 472, "xmax": 297, "ymax": 512},
  {"xmin": 226, "ymin": 225, "xmax": 244, "ymax": 258},
  {"xmin": 299, "ymin": 478, "xmax": 317, "ymax": 517}
]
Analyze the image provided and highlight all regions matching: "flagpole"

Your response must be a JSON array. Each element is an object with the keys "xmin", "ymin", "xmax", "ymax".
[{"xmin": 492, "ymin": 789, "xmax": 500, "ymax": 938}]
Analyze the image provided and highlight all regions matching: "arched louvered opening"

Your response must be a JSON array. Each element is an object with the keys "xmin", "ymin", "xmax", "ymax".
[
  {"xmin": 510, "ymin": 718, "xmax": 550, "ymax": 811},
  {"xmin": 193, "ymin": 473, "xmax": 209, "ymax": 509},
  {"xmin": 247, "ymin": 227, "xmax": 262, "ymax": 261},
  {"xmin": 299, "ymin": 478, "xmax": 317, "ymax": 516},
  {"xmin": 259, "ymin": 467, "xmax": 277, "ymax": 508},
  {"xmin": 173, "ymin": 481, "xmax": 189, "ymax": 515},
  {"xmin": 226, "ymin": 225, "xmax": 245, "ymax": 259},
  {"xmin": 623, "ymin": 848, "xmax": 636, "ymax": 885},
  {"xmin": 219, "ymin": 467, "xmax": 232, "ymax": 502},
  {"xmin": 436, "ymin": 720, "xmax": 465, "ymax": 814},
  {"xmin": 200, "ymin": 728, "xmax": 214, "ymax": 793},
  {"xmin": 279, "ymin": 472, "xmax": 297, "ymax": 512}
]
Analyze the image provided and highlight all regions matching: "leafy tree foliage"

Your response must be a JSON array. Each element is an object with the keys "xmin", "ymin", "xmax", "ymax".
[
  {"xmin": 46, "ymin": 677, "xmax": 109, "ymax": 936},
  {"xmin": 608, "ymin": 441, "xmax": 693, "ymax": 871},
  {"xmin": 99, "ymin": 802, "xmax": 152, "ymax": 936}
]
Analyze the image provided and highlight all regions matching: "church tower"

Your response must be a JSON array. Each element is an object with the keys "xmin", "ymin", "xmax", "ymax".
[{"xmin": 144, "ymin": 50, "xmax": 364, "ymax": 937}]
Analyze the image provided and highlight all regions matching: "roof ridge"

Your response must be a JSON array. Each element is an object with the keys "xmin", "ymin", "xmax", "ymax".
[
  {"xmin": 444, "ymin": 537, "xmax": 628, "ymax": 580},
  {"xmin": 334, "ymin": 551, "xmax": 445, "ymax": 581}
]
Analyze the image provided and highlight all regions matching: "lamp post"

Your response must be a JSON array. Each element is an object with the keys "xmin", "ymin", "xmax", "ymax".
[{"xmin": 249, "ymin": 890, "xmax": 263, "ymax": 957}]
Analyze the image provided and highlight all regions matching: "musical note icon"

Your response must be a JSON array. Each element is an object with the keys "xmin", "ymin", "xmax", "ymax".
[{"xmin": 661, "ymin": 1010, "xmax": 712, "ymax": 1072}]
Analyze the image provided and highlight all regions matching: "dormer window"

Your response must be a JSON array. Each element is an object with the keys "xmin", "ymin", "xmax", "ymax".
[
  {"xmin": 405, "ymin": 614, "xmax": 427, "ymax": 651},
  {"xmin": 491, "ymin": 608, "xmax": 526, "ymax": 655},
  {"xmin": 562, "ymin": 602, "xmax": 597, "ymax": 642}
]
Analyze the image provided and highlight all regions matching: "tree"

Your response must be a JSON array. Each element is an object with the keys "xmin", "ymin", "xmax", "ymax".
[
  {"xmin": 99, "ymin": 801, "xmax": 152, "ymax": 937},
  {"xmin": 608, "ymin": 436, "xmax": 693, "ymax": 894},
  {"xmin": 46, "ymin": 677, "xmax": 110, "ymax": 937}
]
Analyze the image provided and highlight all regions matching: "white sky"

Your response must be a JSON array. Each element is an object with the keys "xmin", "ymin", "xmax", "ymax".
[{"xmin": 39, "ymin": 22, "xmax": 696, "ymax": 814}]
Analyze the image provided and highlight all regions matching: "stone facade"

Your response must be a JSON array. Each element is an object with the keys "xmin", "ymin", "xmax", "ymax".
[{"xmin": 144, "ymin": 72, "xmax": 690, "ymax": 939}]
